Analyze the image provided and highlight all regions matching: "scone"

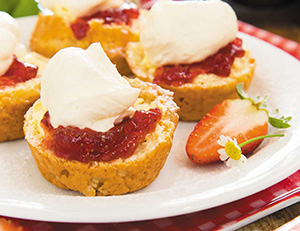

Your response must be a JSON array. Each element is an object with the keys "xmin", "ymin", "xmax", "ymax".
[
  {"xmin": 24, "ymin": 43, "xmax": 179, "ymax": 196},
  {"xmin": 0, "ymin": 12, "xmax": 48, "ymax": 142},
  {"xmin": 125, "ymin": 0, "xmax": 256, "ymax": 121},
  {"xmin": 30, "ymin": 2, "xmax": 145, "ymax": 75},
  {"xmin": 126, "ymin": 40, "xmax": 255, "ymax": 121}
]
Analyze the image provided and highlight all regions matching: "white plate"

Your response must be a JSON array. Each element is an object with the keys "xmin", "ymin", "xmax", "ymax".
[{"xmin": 1, "ymin": 16, "xmax": 300, "ymax": 223}]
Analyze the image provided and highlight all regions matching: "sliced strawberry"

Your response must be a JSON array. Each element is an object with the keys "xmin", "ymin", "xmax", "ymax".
[{"xmin": 186, "ymin": 99, "xmax": 269, "ymax": 164}]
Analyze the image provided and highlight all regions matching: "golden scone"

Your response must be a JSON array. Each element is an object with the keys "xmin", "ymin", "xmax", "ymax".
[
  {"xmin": 0, "ymin": 53, "xmax": 48, "ymax": 142},
  {"xmin": 30, "ymin": 7, "xmax": 145, "ymax": 75},
  {"xmin": 0, "ymin": 78, "xmax": 40, "ymax": 142},
  {"xmin": 24, "ymin": 78, "xmax": 179, "ymax": 196},
  {"xmin": 125, "ymin": 42, "xmax": 256, "ymax": 121}
]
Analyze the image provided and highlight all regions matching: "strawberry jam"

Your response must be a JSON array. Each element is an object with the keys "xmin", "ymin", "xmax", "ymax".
[
  {"xmin": 153, "ymin": 38, "xmax": 245, "ymax": 87},
  {"xmin": 41, "ymin": 108, "xmax": 161, "ymax": 163},
  {"xmin": 0, "ymin": 56, "xmax": 38, "ymax": 89},
  {"xmin": 71, "ymin": 6, "xmax": 140, "ymax": 40}
]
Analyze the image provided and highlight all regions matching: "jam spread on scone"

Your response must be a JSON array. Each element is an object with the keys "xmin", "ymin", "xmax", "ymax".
[
  {"xmin": 0, "ymin": 11, "xmax": 38, "ymax": 89},
  {"xmin": 153, "ymin": 38, "xmax": 245, "ymax": 86},
  {"xmin": 71, "ymin": 6, "xmax": 140, "ymax": 40},
  {"xmin": 0, "ymin": 56, "xmax": 38, "ymax": 89},
  {"xmin": 38, "ymin": 43, "xmax": 164, "ymax": 162},
  {"xmin": 41, "ymin": 108, "xmax": 161, "ymax": 162}
]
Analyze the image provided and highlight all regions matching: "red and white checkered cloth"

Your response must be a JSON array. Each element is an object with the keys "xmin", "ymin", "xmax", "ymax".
[
  {"xmin": 239, "ymin": 21, "xmax": 300, "ymax": 60},
  {"xmin": 1, "ymin": 22, "xmax": 300, "ymax": 231}
]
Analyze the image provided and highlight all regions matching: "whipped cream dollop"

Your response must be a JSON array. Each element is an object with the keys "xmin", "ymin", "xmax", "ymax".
[
  {"xmin": 39, "ymin": 0, "xmax": 124, "ymax": 17},
  {"xmin": 41, "ymin": 43, "xmax": 140, "ymax": 132},
  {"xmin": 0, "ymin": 11, "xmax": 26, "ymax": 76},
  {"xmin": 140, "ymin": 0, "xmax": 238, "ymax": 66}
]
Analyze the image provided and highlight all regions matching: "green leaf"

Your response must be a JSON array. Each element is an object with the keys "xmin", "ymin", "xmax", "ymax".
[
  {"xmin": 0, "ymin": 0, "xmax": 19, "ymax": 13},
  {"xmin": 11, "ymin": 0, "xmax": 39, "ymax": 17},
  {"xmin": 268, "ymin": 116, "xmax": 292, "ymax": 128},
  {"xmin": 236, "ymin": 83, "xmax": 269, "ymax": 109},
  {"xmin": 235, "ymin": 84, "xmax": 292, "ymax": 129},
  {"xmin": 236, "ymin": 83, "xmax": 249, "ymax": 100}
]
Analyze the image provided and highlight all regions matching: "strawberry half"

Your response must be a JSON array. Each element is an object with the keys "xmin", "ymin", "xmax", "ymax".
[
  {"xmin": 186, "ymin": 99, "xmax": 268, "ymax": 164},
  {"xmin": 186, "ymin": 84, "xmax": 291, "ymax": 164}
]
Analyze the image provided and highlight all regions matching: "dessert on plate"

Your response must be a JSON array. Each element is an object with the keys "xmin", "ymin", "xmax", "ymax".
[
  {"xmin": 0, "ymin": 11, "xmax": 48, "ymax": 142},
  {"xmin": 24, "ymin": 43, "xmax": 179, "ymax": 196},
  {"xmin": 30, "ymin": 0, "xmax": 146, "ymax": 75},
  {"xmin": 126, "ymin": 0, "xmax": 256, "ymax": 121}
]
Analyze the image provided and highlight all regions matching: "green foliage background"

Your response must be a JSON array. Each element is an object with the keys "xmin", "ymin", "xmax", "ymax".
[{"xmin": 0, "ymin": 0, "xmax": 39, "ymax": 17}]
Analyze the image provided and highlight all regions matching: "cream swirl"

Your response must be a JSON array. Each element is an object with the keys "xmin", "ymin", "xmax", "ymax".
[
  {"xmin": 140, "ymin": 0, "xmax": 238, "ymax": 66},
  {"xmin": 41, "ymin": 43, "xmax": 140, "ymax": 132},
  {"xmin": 0, "ymin": 11, "xmax": 23, "ymax": 76}
]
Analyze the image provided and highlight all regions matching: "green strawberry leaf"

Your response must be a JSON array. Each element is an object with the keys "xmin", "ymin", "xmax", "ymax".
[
  {"xmin": 268, "ymin": 116, "xmax": 291, "ymax": 128},
  {"xmin": 235, "ymin": 83, "xmax": 292, "ymax": 129},
  {"xmin": 236, "ymin": 83, "xmax": 249, "ymax": 100}
]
